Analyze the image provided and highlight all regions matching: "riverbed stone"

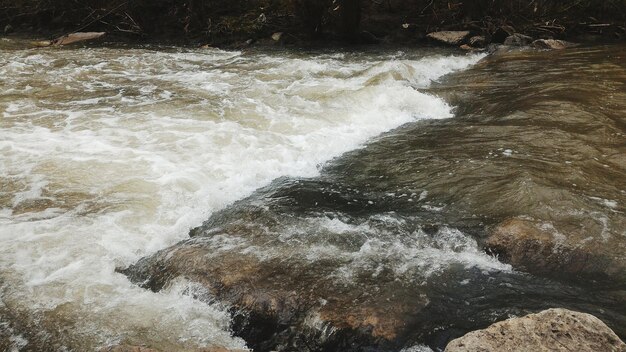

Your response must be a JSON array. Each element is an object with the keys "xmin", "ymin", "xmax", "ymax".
[
  {"xmin": 123, "ymin": 242, "xmax": 430, "ymax": 351},
  {"xmin": 271, "ymin": 32, "xmax": 283, "ymax": 41},
  {"xmin": 503, "ymin": 33, "xmax": 533, "ymax": 46},
  {"xmin": 52, "ymin": 31, "xmax": 106, "ymax": 46},
  {"xmin": 485, "ymin": 218, "xmax": 626, "ymax": 283},
  {"xmin": 532, "ymin": 39, "xmax": 578, "ymax": 50},
  {"xmin": 459, "ymin": 44, "xmax": 485, "ymax": 52},
  {"xmin": 445, "ymin": 308, "xmax": 626, "ymax": 352},
  {"xmin": 427, "ymin": 31, "xmax": 470, "ymax": 45}
]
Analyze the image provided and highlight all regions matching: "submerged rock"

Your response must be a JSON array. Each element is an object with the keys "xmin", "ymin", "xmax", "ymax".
[
  {"xmin": 485, "ymin": 218, "xmax": 626, "ymax": 283},
  {"xmin": 123, "ymin": 238, "xmax": 431, "ymax": 351},
  {"xmin": 532, "ymin": 39, "xmax": 578, "ymax": 50},
  {"xmin": 122, "ymin": 178, "xmax": 626, "ymax": 350},
  {"xmin": 503, "ymin": 33, "xmax": 533, "ymax": 46},
  {"xmin": 445, "ymin": 308, "xmax": 626, "ymax": 352},
  {"xmin": 427, "ymin": 31, "xmax": 470, "ymax": 45}
]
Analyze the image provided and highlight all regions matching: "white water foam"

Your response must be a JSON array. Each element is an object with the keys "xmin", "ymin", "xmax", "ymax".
[
  {"xmin": 0, "ymin": 46, "xmax": 484, "ymax": 349},
  {"xmin": 206, "ymin": 214, "xmax": 511, "ymax": 283}
]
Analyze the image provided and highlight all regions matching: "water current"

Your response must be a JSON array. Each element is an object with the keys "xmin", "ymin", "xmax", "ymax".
[{"xmin": 0, "ymin": 39, "xmax": 624, "ymax": 351}]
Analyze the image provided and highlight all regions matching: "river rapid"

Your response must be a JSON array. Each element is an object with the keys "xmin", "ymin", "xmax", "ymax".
[{"xmin": 0, "ymin": 40, "xmax": 625, "ymax": 351}]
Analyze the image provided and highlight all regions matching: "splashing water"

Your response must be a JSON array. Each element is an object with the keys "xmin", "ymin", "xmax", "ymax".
[{"xmin": 0, "ymin": 44, "xmax": 485, "ymax": 350}]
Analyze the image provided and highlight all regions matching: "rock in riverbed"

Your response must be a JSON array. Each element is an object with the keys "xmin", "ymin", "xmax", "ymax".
[
  {"xmin": 485, "ymin": 218, "xmax": 626, "ymax": 283},
  {"xmin": 427, "ymin": 31, "xmax": 469, "ymax": 45},
  {"xmin": 445, "ymin": 308, "xmax": 626, "ymax": 352},
  {"xmin": 532, "ymin": 39, "xmax": 578, "ymax": 50},
  {"xmin": 32, "ymin": 32, "xmax": 106, "ymax": 47},
  {"xmin": 503, "ymin": 33, "xmax": 534, "ymax": 46},
  {"xmin": 123, "ymin": 242, "xmax": 430, "ymax": 351},
  {"xmin": 271, "ymin": 32, "xmax": 283, "ymax": 41}
]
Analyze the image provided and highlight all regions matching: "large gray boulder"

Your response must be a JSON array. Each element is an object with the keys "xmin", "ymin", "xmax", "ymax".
[{"xmin": 446, "ymin": 308, "xmax": 626, "ymax": 352}]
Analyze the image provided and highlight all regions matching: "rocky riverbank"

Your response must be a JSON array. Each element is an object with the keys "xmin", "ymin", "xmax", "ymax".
[{"xmin": 1, "ymin": 0, "xmax": 625, "ymax": 47}]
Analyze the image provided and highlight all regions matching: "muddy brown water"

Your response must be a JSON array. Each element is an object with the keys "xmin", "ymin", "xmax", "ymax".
[{"xmin": 1, "ymin": 39, "xmax": 625, "ymax": 351}]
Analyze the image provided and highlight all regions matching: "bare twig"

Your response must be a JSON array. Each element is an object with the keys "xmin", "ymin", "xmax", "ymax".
[
  {"xmin": 419, "ymin": 0, "xmax": 434, "ymax": 15},
  {"xmin": 72, "ymin": 1, "xmax": 128, "ymax": 33}
]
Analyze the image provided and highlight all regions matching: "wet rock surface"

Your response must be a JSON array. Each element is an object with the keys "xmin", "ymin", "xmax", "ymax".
[
  {"xmin": 427, "ymin": 31, "xmax": 470, "ymax": 45},
  {"xmin": 124, "ymin": 45, "xmax": 626, "ymax": 350},
  {"xmin": 532, "ymin": 39, "xmax": 578, "ymax": 50},
  {"xmin": 486, "ymin": 218, "xmax": 626, "ymax": 284},
  {"xmin": 503, "ymin": 33, "xmax": 534, "ymax": 46},
  {"xmin": 445, "ymin": 308, "xmax": 626, "ymax": 352},
  {"xmin": 124, "ymin": 201, "xmax": 440, "ymax": 351}
]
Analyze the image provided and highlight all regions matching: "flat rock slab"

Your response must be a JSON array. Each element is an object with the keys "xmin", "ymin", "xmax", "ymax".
[
  {"xmin": 446, "ymin": 308, "xmax": 626, "ymax": 352},
  {"xmin": 427, "ymin": 31, "xmax": 469, "ymax": 45}
]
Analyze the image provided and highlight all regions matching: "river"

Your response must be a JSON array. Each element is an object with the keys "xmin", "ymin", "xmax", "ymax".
[{"xmin": 0, "ymin": 40, "xmax": 624, "ymax": 351}]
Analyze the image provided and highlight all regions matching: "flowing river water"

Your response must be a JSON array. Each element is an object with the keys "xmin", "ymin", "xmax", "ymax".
[{"xmin": 0, "ymin": 39, "xmax": 625, "ymax": 351}]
